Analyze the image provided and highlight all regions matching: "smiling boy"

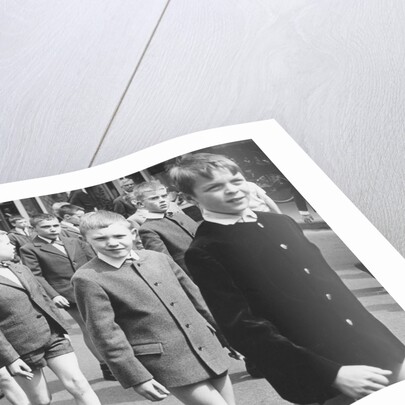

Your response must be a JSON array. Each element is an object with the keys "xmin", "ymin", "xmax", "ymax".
[{"xmin": 169, "ymin": 153, "xmax": 405, "ymax": 405}]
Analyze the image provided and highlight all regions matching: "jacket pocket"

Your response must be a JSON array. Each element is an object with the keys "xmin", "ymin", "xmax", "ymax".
[{"xmin": 132, "ymin": 343, "xmax": 163, "ymax": 356}]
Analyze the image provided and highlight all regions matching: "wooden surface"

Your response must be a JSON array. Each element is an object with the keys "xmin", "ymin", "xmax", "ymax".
[{"xmin": 1, "ymin": 0, "xmax": 405, "ymax": 255}]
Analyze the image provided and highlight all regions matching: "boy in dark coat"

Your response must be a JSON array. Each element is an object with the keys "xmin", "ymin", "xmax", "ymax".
[{"xmin": 169, "ymin": 153, "xmax": 405, "ymax": 405}]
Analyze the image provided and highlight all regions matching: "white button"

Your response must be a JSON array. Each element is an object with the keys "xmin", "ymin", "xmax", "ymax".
[
  {"xmin": 280, "ymin": 244, "xmax": 288, "ymax": 249},
  {"xmin": 325, "ymin": 294, "xmax": 332, "ymax": 300},
  {"xmin": 345, "ymin": 319, "xmax": 354, "ymax": 326},
  {"xmin": 304, "ymin": 268, "xmax": 311, "ymax": 274}
]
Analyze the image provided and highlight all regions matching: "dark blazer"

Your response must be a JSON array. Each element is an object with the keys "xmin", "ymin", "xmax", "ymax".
[
  {"xmin": 185, "ymin": 212, "xmax": 405, "ymax": 404},
  {"xmin": 72, "ymin": 250, "xmax": 228, "ymax": 388},
  {"xmin": 139, "ymin": 212, "xmax": 197, "ymax": 274},
  {"xmin": 68, "ymin": 190, "xmax": 97, "ymax": 212},
  {"xmin": 0, "ymin": 263, "xmax": 68, "ymax": 368},
  {"xmin": 7, "ymin": 230, "xmax": 34, "ymax": 256},
  {"xmin": 20, "ymin": 235, "xmax": 95, "ymax": 303},
  {"xmin": 113, "ymin": 195, "xmax": 137, "ymax": 218}
]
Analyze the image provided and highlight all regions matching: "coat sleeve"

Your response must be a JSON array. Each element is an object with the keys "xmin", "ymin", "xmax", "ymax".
[
  {"xmin": 72, "ymin": 274, "xmax": 153, "ymax": 388},
  {"xmin": 185, "ymin": 245, "xmax": 342, "ymax": 398},
  {"xmin": 139, "ymin": 226, "xmax": 171, "ymax": 257},
  {"xmin": 0, "ymin": 330, "xmax": 20, "ymax": 369},
  {"xmin": 19, "ymin": 245, "xmax": 60, "ymax": 299}
]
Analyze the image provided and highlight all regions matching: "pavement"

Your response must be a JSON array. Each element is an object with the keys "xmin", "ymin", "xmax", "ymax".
[{"xmin": 2, "ymin": 228, "xmax": 405, "ymax": 405}]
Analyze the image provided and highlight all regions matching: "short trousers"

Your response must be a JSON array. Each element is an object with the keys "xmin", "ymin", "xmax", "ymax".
[{"xmin": 19, "ymin": 332, "xmax": 73, "ymax": 370}]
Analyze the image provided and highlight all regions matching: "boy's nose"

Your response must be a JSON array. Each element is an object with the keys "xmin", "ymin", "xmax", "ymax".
[{"xmin": 225, "ymin": 184, "xmax": 238, "ymax": 194}]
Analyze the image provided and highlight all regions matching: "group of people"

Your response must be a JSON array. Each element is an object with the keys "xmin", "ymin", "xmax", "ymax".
[{"xmin": 1, "ymin": 152, "xmax": 404, "ymax": 405}]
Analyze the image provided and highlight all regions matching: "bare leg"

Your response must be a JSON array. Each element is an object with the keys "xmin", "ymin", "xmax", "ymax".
[
  {"xmin": 0, "ymin": 367, "xmax": 30, "ymax": 405},
  {"xmin": 47, "ymin": 353, "xmax": 101, "ymax": 405},
  {"xmin": 170, "ymin": 375, "xmax": 235, "ymax": 405},
  {"xmin": 66, "ymin": 306, "xmax": 104, "ymax": 363},
  {"xmin": 14, "ymin": 368, "xmax": 51, "ymax": 405},
  {"xmin": 209, "ymin": 375, "xmax": 236, "ymax": 405}
]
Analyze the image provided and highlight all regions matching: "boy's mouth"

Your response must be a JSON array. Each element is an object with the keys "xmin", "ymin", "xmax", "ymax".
[{"xmin": 227, "ymin": 196, "xmax": 247, "ymax": 204}]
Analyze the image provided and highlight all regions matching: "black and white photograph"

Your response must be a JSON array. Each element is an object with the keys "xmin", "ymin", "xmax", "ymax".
[{"xmin": 1, "ymin": 134, "xmax": 404, "ymax": 405}]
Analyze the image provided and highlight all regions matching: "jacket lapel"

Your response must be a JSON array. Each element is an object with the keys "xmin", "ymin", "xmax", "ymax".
[
  {"xmin": 33, "ymin": 236, "xmax": 67, "ymax": 258},
  {"xmin": 0, "ymin": 265, "xmax": 29, "ymax": 292}
]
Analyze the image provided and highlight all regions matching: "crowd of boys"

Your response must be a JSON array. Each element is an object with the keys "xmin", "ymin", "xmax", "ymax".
[{"xmin": 0, "ymin": 153, "xmax": 404, "ymax": 405}]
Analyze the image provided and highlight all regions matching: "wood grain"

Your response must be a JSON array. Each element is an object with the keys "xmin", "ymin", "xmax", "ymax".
[
  {"xmin": 0, "ymin": 0, "xmax": 168, "ymax": 182},
  {"xmin": 93, "ymin": 0, "xmax": 405, "ymax": 255}
]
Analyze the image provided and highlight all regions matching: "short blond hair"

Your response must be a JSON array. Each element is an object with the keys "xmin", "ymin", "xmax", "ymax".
[{"xmin": 79, "ymin": 211, "xmax": 131, "ymax": 236}]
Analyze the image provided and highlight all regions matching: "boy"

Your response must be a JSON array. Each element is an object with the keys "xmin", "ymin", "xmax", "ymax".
[
  {"xmin": 19, "ymin": 214, "xmax": 114, "ymax": 381},
  {"xmin": 59, "ymin": 204, "xmax": 85, "ymax": 239},
  {"xmin": 7, "ymin": 215, "xmax": 34, "ymax": 257},
  {"xmin": 0, "ymin": 231, "xmax": 100, "ymax": 405},
  {"xmin": 113, "ymin": 177, "xmax": 137, "ymax": 218},
  {"xmin": 72, "ymin": 211, "xmax": 235, "ymax": 405},
  {"xmin": 169, "ymin": 153, "xmax": 405, "ymax": 405},
  {"xmin": 136, "ymin": 181, "xmax": 198, "ymax": 275}
]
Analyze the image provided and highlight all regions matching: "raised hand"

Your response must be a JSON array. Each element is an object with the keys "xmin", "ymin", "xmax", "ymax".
[{"xmin": 52, "ymin": 295, "xmax": 70, "ymax": 308}]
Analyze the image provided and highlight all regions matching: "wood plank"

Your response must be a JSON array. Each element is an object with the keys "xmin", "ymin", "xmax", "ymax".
[
  {"xmin": 0, "ymin": 0, "xmax": 168, "ymax": 183},
  {"xmin": 93, "ymin": 0, "xmax": 405, "ymax": 255}
]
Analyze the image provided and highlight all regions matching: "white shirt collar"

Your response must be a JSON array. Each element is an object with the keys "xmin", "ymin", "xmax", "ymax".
[
  {"xmin": 60, "ymin": 221, "xmax": 78, "ymax": 229},
  {"xmin": 145, "ymin": 211, "xmax": 174, "ymax": 219},
  {"xmin": 202, "ymin": 208, "xmax": 257, "ymax": 225},
  {"xmin": 97, "ymin": 250, "xmax": 140, "ymax": 269},
  {"xmin": 38, "ymin": 235, "xmax": 61, "ymax": 244},
  {"xmin": 145, "ymin": 212, "xmax": 165, "ymax": 219}
]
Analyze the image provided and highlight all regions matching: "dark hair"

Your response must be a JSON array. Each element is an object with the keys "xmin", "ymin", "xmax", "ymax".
[
  {"xmin": 30, "ymin": 213, "xmax": 59, "ymax": 228},
  {"xmin": 59, "ymin": 204, "xmax": 83, "ymax": 218},
  {"xmin": 168, "ymin": 153, "xmax": 242, "ymax": 195},
  {"xmin": 79, "ymin": 211, "xmax": 131, "ymax": 236},
  {"xmin": 8, "ymin": 215, "xmax": 25, "ymax": 226}
]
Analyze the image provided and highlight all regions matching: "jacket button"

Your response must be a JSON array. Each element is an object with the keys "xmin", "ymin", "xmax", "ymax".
[
  {"xmin": 154, "ymin": 282, "xmax": 160, "ymax": 286},
  {"xmin": 303, "ymin": 268, "xmax": 311, "ymax": 274},
  {"xmin": 185, "ymin": 324, "xmax": 191, "ymax": 328},
  {"xmin": 170, "ymin": 302, "xmax": 175, "ymax": 306},
  {"xmin": 280, "ymin": 244, "xmax": 288, "ymax": 249},
  {"xmin": 198, "ymin": 346, "xmax": 203, "ymax": 351},
  {"xmin": 345, "ymin": 319, "xmax": 354, "ymax": 326},
  {"xmin": 325, "ymin": 294, "xmax": 332, "ymax": 300}
]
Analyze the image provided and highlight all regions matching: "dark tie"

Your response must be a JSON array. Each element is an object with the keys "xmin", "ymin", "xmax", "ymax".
[{"xmin": 52, "ymin": 240, "xmax": 64, "ymax": 246}]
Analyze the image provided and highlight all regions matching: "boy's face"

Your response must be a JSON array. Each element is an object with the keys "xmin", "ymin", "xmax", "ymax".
[
  {"xmin": 35, "ymin": 219, "xmax": 61, "ymax": 240},
  {"xmin": 14, "ymin": 219, "xmax": 29, "ymax": 229},
  {"xmin": 0, "ymin": 235, "xmax": 15, "ymax": 261},
  {"xmin": 85, "ymin": 223, "xmax": 135, "ymax": 259},
  {"xmin": 121, "ymin": 179, "xmax": 135, "ymax": 193},
  {"xmin": 190, "ymin": 169, "xmax": 250, "ymax": 215},
  {"xmin": 141, "ymin": 187, "xmax": 169, "ymax": 214},
  {"xmin": 64, "ymin": 209, "xmax": 85, "ymax": 226}
]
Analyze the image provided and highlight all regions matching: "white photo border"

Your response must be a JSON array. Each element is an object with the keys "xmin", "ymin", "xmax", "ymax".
[{"xmin": 1, "ymin": 119, "xmax": 405, "ymax": 404}]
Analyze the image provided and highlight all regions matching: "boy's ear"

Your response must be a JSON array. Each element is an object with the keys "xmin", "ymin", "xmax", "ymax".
[
  {"xmin": 130, "ymin": 227, "xmax": 138, "ymax": 240},
  {"xmin": 184, "ymin": 193, "xmax": 197, "ymax": 204}
]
